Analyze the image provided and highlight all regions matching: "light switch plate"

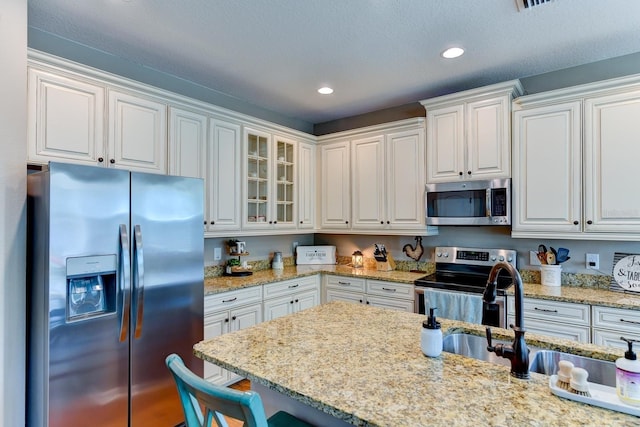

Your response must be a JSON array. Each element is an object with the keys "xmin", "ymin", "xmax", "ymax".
[
  {"xmin": 214, "ymin": 247, "xmax": 222, "ymax": 261},
  {"xmin": 530, "ymin": 251, "xmax": 542, "ymax": 266}
]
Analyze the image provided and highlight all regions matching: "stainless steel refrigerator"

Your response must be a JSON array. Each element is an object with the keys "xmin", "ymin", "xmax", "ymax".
[{"xmin": 27, "ymin": 162, "xmax": 204, "ymax": 427}]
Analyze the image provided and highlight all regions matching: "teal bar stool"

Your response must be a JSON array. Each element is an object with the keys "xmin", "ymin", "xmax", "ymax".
[{"xmin": 165, "ymin": 354, "xmax": 314, "ymax": 427}]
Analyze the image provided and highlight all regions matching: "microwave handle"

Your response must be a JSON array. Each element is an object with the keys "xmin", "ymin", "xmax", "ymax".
[{"xmin": 486, "ymin": 189, "xmax": 492, "ymax": 217}]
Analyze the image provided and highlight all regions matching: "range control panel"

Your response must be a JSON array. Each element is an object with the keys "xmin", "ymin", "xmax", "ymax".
[{"xmin": 434, "ymin": 246, "xmax": 516, "ymax": 268}]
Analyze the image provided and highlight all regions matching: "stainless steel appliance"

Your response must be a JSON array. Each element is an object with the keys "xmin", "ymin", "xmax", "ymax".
[
  {"xmin": 27, "ymin": 162, "xmax": 204, "ymax": 427},
  {"xmin": 425, "ymin": 178, "xmax": 511, "ymax": 226},
  {"xmin": 414, "ymin": 246, "xmax": 517, "ymax": 327}
]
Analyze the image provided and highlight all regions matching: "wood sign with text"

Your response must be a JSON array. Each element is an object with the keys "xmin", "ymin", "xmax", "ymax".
[{"xmin": 611, "ymin": 252, "xmax": 640, "ymax": 293}]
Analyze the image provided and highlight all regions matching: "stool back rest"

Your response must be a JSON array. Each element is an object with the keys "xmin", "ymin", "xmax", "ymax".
[{"xmin": 165, "ymin": 354, "xmax": 269, "ymax": 427}]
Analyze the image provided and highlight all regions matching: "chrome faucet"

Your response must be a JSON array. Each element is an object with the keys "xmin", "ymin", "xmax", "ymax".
[{"xmin": 482, "ymin": 261, "xmax": 530, "ymax": 380}]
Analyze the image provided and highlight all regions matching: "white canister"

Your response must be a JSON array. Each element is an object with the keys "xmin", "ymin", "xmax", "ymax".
[
  {"xmin": 540, "ymin": 264, "xmax": 562, "ymax": 286},
  {"xmin": 272, "ymin": 251, "xmax": 284, "ymax": 270}
]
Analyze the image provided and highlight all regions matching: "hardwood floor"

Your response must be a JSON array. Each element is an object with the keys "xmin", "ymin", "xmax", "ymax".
[{"xmin": 224, "ymin": 380, "xmax": 251, "ymax": 427}]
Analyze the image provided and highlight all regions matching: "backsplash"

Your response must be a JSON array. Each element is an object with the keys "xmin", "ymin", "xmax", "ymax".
[{"xmin": 205, "ymin": 255, "xmax": 611, "ymax": 289}]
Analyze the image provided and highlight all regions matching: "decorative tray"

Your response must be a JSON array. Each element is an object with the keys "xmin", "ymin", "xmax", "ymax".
[
  {"xmin": 223, "ymin": 270, "xmax": 253, "ymax": 277},
  {"xmin": 549, "ymin": 375, "xmax": 640, "ymax": 417}
]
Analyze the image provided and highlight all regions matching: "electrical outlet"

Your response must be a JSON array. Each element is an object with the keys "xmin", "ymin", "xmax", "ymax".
[
  {"xmin": 586, "ymin": 253, "xmax": 599, "ymax": 270},
  {"xmin": 214, "ymin": 247, "xmax": 222, "ymax": 261},
  {"xmin": 530, "ymin": 251, "xmax": 541, "ymax": 266}
]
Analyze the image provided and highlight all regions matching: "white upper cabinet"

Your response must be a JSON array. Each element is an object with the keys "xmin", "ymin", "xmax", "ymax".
[
  {"xmin": 385, "ymin": 127, "xmax": 426, "ymax": 229},
  {"xmin": 319, "ymin": 118, "xmax": 433, "ymax": 235},
  {"xmin": 512, "ymin": 101, "xmax": 582, "ymax": 233},
  {"xmin": 28, "ymin": 67, "xmax": 105, "ymax": 166},
  {"xmin": 168, "ymin": 106, "xmax": 208, "ymax": 230},
  {"xmin": 297, "ymin": 141, "xmax": 316, "ymax": 229},
  {"xmin": 242, "ymin": 127, "xmax": 298, "ymax": 231},
  {"xmin": 421, "ymin": 80, "xmax": 523, "ymax": 183},
  {"xmin": 512, "ymin": 77, "xmax": 640, "ymax": 240},
  {"xmin": 168, "ymin": 106, "xmax": 207, "ymax": 179},
  {"xmin": 208, "ymin": 118, "xmax": 242, "ymax": 233},
  {"xmin": 351, "ymin": 134, "xmax": 385, "ymax": 229},
  {"xmin": 319, "ymin": 140, "xmax": 351, "ymax": 229},
  {"xmin": 108, "ymin": 89, "xmax": 167, "ymax": 174},
  {"xmin": 584, "ymin": 90, "xmax": 640, "ymax": 233}
]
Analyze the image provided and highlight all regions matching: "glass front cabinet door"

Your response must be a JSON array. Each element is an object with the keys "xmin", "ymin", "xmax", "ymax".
[{"xmin": 243, "ymin": 127, "xmax": 296, "ymax": 229}]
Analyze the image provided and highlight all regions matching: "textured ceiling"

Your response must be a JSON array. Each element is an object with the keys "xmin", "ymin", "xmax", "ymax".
[{"xmin": 28, "ymin": 0, "xmax": 640, "ymax": 125}]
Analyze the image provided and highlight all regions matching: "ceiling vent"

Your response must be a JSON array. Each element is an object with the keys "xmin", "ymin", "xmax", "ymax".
[{"xmin": 516, "ymin": 0, "xmax": 555, "ymax": 11}]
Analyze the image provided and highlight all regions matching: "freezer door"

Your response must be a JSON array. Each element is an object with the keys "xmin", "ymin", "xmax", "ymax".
[
  {"xmin": 130, "ymin": 172, "xmax": 204, "ymax": 426},
  {"xmin": 28, "ymin": 163, "xmax": 131, "ymax": 427}
]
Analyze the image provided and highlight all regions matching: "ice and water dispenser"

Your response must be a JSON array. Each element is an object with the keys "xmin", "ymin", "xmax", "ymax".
[{"xmin": 66, "ymin": 255, "xmax": 117, "ymax": 321}]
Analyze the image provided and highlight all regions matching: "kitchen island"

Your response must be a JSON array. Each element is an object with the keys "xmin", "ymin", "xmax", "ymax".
[{"xmin": 194, "ymin": 301, "xmax": 638, "ymax": 426}]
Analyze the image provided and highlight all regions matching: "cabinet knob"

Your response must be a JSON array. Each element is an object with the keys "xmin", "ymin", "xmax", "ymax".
[
  {"xmin": 110, "ymin": 159, "xmax": 115, "ymax": 164},
  {"xmin": 203, "ymin": 221, "xmax": 207, "ymax": 225},
  {"xmin": 269, "ymin": 221, "xmax": 273, "ymax": 224},
  {"xmin": 386, "ymin": 221, "xmax": 390, "ymax": 224},
  {"xmin": 290, "ymin": 300, "xmax": 294, "ymax": 304},
  {"xmin": 211, "ymin": 221, "xmax": 215, "ymax": 225},
  {"xmin": 380, "ymin": 221, "xmax": 384, "ymax": 224},
  {"xmin": 295, "ymin": 299, "xmax": 299, "ymax": 303},
  {"xmin": 573, "ymin": 221, "xmax": 579, "ymax": 225},
  {"xmin": 467, "ymin": 171, "xmax": 471, "ymax": 175},
  {"xmin": 98, "ymin": 157, "xmax": 104, "ymax": 163},
  {"xmin": 300, "ymin": 220, "xmax": 303, "ymax": 224},
  {"xmin": 587, "ymin": 220, "xmax": 593, "ymax": 225},
  {"xmin": 273, "ymin": 221, "xmax": 277, "ymax": 224},
  {"xmin": 225, "ymin": 318, "xmax": 229, "ymax": 323},
  {"xmin": 345, "ymin": 220, "xmax": 349, "ymax": 224},
  {"xmin": 459, "ymin": 171, "xmax": 463, "ymax": 176},
  {"xmin": 232, "ymin": 316, "xmax": 236, "ymax": 321}
]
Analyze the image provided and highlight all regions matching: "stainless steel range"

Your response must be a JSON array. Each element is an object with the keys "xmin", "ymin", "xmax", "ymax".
[{"xmin": 414, "ymin": 246, "xmax": 517, "ymax": 327}]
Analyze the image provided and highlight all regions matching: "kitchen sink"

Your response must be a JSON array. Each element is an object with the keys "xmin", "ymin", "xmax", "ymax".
[
  {"xmin": 442, "ymin": 332, "xmax": 513, "ymax": 368},
  {"xmin": 529, "ymin": 349, "xmax": 616, "ymax": 387},
  {"xmin": 443, "ymin": 333, "xmax": 616, "ymax": 386}
]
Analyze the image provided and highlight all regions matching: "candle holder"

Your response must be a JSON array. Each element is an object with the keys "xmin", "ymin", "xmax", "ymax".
[{"xmin": 352, "ymin": 250, "xmax": 364, "ymax": 268}]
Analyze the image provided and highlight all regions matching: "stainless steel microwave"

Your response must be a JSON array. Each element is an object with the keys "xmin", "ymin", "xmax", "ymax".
[{"xmin": 425, "ymin": 178, "xmax": 511, "ymax": 226}]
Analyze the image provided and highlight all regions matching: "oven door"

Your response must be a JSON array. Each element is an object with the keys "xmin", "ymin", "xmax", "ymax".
[{"xmin": 415, "ymin": 287, "xmax": 506, "ymax": 328}]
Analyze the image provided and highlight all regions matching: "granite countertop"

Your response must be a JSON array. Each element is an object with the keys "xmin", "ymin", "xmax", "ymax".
[
  {"xmin": 204, "ymin": 266, "xmax": 640, "ymax": 311},
  {"xmin": 194, "ymin": 301, "xmax": 638, "ymax": 426}
]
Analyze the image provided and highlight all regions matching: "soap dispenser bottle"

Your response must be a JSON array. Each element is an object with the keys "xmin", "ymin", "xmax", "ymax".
[
  {"xmin": 421, "ymin": 307, "xmax": 442, "ymax": 357},
  {"xmin": 616, "ymin": 336, "xmax": 640, "ymax": 407}
]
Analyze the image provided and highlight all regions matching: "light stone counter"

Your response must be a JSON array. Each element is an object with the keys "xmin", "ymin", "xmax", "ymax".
[
  {"xmin": 194, "ymin": 301, "xmax": 639, "ymax": 426},
  {"xmin": 204, "ymin": 266, "xmax": 640, "ymax": 312}
]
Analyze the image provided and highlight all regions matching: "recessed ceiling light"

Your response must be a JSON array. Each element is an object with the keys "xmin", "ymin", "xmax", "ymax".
[
  {"xmin": 441, "ymin": 47, "xmax": 465, "ymax": 59},
  {"xmin": 318, "ymin": 87, "xmax": 334, "ymax": 95}
]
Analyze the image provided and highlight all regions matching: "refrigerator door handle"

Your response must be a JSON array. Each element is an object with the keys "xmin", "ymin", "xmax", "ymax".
[
  {"xmin": 133, "ymin": 224, "xmax": 145, "ymax": 339},
  {"xmin": 119, "ymin": 224, "xmax": 131, "ymax": 342}
]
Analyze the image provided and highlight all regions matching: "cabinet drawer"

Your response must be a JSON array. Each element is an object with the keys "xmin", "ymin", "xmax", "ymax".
[
  {"xmin": 325, "ymin": 275, "xmax": 366, "ymax": 293},
  {"xmin": 205, "ymin": 286, "xmax": 262, "ymax": 313},
  {"xmin": 366, "ymin": 280, "xmax": 414, "ymax": 300},
  {"xmin": 592, "ymin": 305, "xmax": 640, "ymax": 334},
  {"xmin": 592, "ymin": 329, "xmax": 640, "ymax": 350},
  {"xmin": 263, "ymin": 276, "xmax": 319, "ymax": 300},
  {"xmin": 508, "ymin": 297, "xmax": 590, "ymax": 326},
  {"xmin": 507, "ymin": 316, "xmax": 590, "ymax": 343}
]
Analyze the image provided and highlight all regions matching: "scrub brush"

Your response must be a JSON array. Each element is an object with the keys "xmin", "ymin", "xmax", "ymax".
[
  {"xmin": 555, "ymin": 360, "xmax": 574, "ymax": 390},
  {"xmin": 569, "ymin": 367, "xmax": 591, "ymax": 397}
]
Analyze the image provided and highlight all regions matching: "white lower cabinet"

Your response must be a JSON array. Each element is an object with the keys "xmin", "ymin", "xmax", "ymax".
[
  {"xmin": 324, "ymin": 275, "xmax": 414, "ymax": 312},
  {"xmin": 592, "ymin": 305, "xmax": 640, "ymax": 349},
  {"xmin": 263, "ymin": 276, "xmax": 320, "ymax": 321},
  {"xmin": 507, "ymin": 297, "xmax": 590, "ymax": 343},
  {"xmin": 203, "ymin": 286, "xmax": 262, "ymax": 385}
]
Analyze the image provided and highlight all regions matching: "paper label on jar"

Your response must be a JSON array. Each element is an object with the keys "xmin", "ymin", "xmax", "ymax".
[{"xmin": 617, "ymin": 368, "xmax": 640, "ymax": 401}]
